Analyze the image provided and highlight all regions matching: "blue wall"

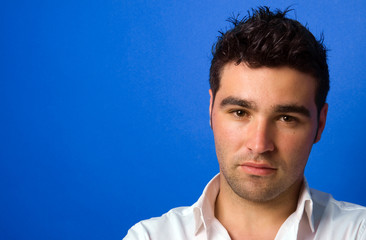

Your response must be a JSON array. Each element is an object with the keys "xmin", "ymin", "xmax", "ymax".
[{"xmin": 1, "ymin": 0, "xmax": 366, "ymax": 239}]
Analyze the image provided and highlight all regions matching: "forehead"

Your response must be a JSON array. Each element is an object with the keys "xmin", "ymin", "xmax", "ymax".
[{"xmin": 217, "ymin": 63, "xmax": 317, "ymax": 108}]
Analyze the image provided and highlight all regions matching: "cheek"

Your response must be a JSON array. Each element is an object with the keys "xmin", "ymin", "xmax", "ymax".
[
  {"xmin": 213, "ymin": 119, "xmax": 242, "ymax": 155},
  {"xmin": 213, "ymin": 116, "xmax": 243, "ymax": 145},
  {"xmin": 280, "ymin": 131, "xmax": 314, "ymax": 166}
]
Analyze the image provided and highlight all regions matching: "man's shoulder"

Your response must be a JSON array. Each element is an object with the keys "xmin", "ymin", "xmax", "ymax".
[
  {"xmin": 136, "ymin": 206, "xmax": 193, "ymax": 227},
  {"xmin": 310, "ymin": 188, "xmax": 366, "ymax": 238},
  {"xmin": 326, "ymin": 195, "xmax": 366, "ymax": 220},
  {"xmin": 310, "ymin": 187, "xmax": 366, "ymax": 215},
  {"xmin": 124, "ymin": 206, "xmax": 196, "ymax": 240}
]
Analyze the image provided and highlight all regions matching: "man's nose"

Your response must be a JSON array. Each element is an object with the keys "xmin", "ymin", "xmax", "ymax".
[{"xmin": 245, "ymin": 119, "xmax": 275, "ymax": 154}]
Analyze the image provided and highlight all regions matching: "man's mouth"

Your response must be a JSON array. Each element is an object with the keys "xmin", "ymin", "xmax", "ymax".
[{"xmin": 239, "ymin": 162, "xmax": 277, "ymax": 176}]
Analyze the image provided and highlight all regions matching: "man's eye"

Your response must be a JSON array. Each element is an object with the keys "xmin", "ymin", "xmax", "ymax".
[
  {"xmin": 232, "ymin": 110, "xmax": 247, "ymax": 118},
  {"xmin": 281, "ymin": 115, "xmax": 296, "ymax": 122}
]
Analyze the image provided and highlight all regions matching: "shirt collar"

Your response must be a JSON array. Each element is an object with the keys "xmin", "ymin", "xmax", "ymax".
[
  {"xmin": 192, "ymin": 174, "xmax": 316, "ymax": 235},
  {"xmin": 193, "ymin": 173, "xmax": 220, "ymax": 235},
  {"xmin": 297, "ymin": 178, "xmax": 315, "ymax": 232}
]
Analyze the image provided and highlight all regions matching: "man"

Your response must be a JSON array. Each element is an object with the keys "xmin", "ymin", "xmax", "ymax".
[{"xmin": 124, "ymin": 6, "xmax": 366, "ymax": 239}]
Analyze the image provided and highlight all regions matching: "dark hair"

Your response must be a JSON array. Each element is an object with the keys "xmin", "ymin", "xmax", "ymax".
[{"xmin": 209, "ymin": 6, "xmax": 329, "ymax": 114}]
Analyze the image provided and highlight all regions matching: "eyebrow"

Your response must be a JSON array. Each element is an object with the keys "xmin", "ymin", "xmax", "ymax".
[
  {"xmin": 275, "ymin": 105, "xmax": 311, "ymax": 117},
  {"xmin": 220, "ymin": 97, "xmax": 256, "ymax": 110},
  {"xmin": 220, "ymin": 96, "xmax": 311, "ymax": 117}
]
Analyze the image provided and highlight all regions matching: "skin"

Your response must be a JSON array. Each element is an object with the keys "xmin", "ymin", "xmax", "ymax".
[{"xmin": 209, "ymin": 62, "xmax": 328, "ymax": 239}]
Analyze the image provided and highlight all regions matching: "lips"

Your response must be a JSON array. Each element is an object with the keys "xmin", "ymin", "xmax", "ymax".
[{"xmin": 239, "ymin": 162, "xmax": 277, "ymax": 176}]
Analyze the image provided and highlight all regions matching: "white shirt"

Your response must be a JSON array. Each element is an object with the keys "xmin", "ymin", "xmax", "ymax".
[{"xmin": 124, "ymin": 174, "xmax": 366, "ymax": 239}]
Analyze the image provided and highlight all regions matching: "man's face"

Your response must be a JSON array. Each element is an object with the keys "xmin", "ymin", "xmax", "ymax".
[{"xmin": 209, "ymin": 62, "xmax": 327, "ymax": 203}]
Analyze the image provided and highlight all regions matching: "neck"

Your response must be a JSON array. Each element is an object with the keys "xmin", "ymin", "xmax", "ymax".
[{"xmin": 214, "ymin": 175, "xmax": 303, "ymax": 240}]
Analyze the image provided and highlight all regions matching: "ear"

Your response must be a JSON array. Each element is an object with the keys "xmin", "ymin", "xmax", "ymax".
[
  {"xmin": 209, "ymin": 89, "xmax": 213, "ymax": 115},
  {"xmin": 209, "ymin": 89, "xmax": 213, "ymax": 128},
  {"xmin": 314, "ymin": 103, "xmax": 328, "ymax": 143}
]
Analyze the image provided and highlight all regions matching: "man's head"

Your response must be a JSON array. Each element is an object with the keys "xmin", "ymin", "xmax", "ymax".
[
  {"xmin": 209, "ymin": 6, "xmax": 329, "ymax": 115},
  {"xmin": 208, "ymin": 7, "xmax": 329, "ymax": 203}
]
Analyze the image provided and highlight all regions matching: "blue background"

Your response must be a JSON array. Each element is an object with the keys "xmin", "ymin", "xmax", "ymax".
[{"xmin": 1, "ymin": 0, "xmax": 366, "ymax": 239}]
